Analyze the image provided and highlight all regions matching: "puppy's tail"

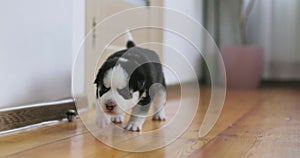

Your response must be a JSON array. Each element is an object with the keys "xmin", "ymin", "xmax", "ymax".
[{"xmin": 125, "ymin": 30, "xmax": 135, "ymax": 48}]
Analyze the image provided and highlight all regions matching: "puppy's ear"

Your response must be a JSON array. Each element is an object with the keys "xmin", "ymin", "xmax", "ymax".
[
  {"xmin": 96, "ymin": 87, "xmax": 99, "ymax": 98},
  {"xmin": 136, "ymin": 79, "xmax": 145, "ymax": 90},
  {"xmin": 94, "ymin": 67, "xmax": 104, "ymax": 86},
  {"xmin": 129, "ymin": 72, "xmax": 145, "ymax": 92},
  {"xmin": 134, "ymin": 74, "xmax": 145, "ymax": 92},
  {"xmin": 94, "ymin": 75, "xmax": 100, "ymax": 86}
]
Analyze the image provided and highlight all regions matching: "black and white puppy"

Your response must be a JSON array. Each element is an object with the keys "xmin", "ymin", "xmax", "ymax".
[{"xmin": 94, "ymin": 32, "xmax": 167, "ymax": 132}]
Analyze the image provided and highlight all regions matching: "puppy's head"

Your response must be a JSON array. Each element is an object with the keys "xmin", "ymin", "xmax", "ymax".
[{"xmin": 94, "ymin": 61, "xmax": 145, "ymax": 115}]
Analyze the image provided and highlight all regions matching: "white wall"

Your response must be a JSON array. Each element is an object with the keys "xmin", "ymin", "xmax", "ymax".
[
  {"xmin": 0, "ymin": 0, "xmax": 75, "ymax": 108},
  {"xmin": 72, "ymin": 0, "xmax": 86, "ymax": 97},
  {"xmin": 163, "ymin": 0, "xmax": 203, "ymax": 85}
]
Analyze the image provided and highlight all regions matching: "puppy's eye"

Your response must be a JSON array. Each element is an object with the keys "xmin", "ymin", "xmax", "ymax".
[{"xmin": 99, "ymin": 86, "xmax": 110, "ymax": 97}]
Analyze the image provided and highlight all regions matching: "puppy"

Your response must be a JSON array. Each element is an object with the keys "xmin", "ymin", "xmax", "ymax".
[{"xmin": 94, "ymin": 32, "xmax": 167, "ymax": 132}]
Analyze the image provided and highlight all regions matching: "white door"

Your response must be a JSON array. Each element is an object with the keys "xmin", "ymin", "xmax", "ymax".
[{"xmin": 84, "ymin": 0, "xmax": 163, "ymax": 106}]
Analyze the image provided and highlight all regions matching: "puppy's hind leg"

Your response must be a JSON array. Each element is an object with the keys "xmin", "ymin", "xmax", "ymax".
[{"xmin": 152, "ymin": 89, "xmax": 167, "ymax": 121}]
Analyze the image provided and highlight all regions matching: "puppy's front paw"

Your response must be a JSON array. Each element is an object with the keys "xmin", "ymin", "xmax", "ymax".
[
  {"xmin": 95, "ymin": 108, "xmax": 111, "ymax": 128},
  {"xmin": 152, "ymin": 110, "xmax": 166, "ymax": 121},
  {"xmin": 111, "ymin": 114, "xmax": 124, "ymax": 124},
  {"xmin": 125, "ymin": 118, "xmax": 145, "ymax": 132},
  {"xmin": 96, "ymin": 117, "xmax": 110, "ymax": 129}
]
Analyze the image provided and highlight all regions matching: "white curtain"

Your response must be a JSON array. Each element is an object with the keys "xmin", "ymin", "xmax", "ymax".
[{"xmin": 247, "ymin": 0, "xmax": 300, "ymax": 80}]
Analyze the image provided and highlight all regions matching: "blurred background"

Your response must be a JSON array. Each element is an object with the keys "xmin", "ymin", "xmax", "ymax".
[{"xmin": 0, "ymin": 0, "xmax": 299, "ymax": 109}]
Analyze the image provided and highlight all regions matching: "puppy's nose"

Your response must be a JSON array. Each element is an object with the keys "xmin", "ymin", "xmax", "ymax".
[{"xmin": 105, "ymin": 100, "xmax": 116, "ymax": 111}]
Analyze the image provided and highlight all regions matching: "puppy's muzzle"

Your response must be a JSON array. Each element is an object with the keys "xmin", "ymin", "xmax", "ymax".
[{"xmin": 105, "ymin": 100, "xmax": 116, "ymax": 112}]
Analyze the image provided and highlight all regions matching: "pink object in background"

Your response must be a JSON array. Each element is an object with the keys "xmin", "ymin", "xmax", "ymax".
[{"xmin": 221, "ymin": 46, "xmax": 264, "ymax": 89}]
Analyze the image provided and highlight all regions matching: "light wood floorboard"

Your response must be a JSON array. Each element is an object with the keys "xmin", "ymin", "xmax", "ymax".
[{"xmin": 1, "ymin": 87, "xmax": 299, "ymax": 158}]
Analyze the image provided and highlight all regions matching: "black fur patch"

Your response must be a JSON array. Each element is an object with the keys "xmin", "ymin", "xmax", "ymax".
[{"xmin": 126, "ymin": 40, "xmax": 135, "ymax": 48}]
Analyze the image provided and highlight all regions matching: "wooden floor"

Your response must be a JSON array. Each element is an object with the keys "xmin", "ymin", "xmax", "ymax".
[{"xmin": 0, "ymin": 86, "xmax": 300, "ymax": 158}]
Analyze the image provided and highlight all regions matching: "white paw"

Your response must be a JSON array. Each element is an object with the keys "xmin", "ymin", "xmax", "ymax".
[
  {"xmin": 125, "ymin": 118, "xmax": 145, "ymax": 132},
  {"xmin": 111, "ymin": 114, "xmax": 124, "ymax": 123},
  {"xmin": 152, "ymin": 110, "xmax": 166, "ymax": 121},
  {"xmin": 95, "ymin": 107, "xmax": 111, "ymax": 128},
  {"xmin": 96, "ymin": 116, "xmax": 110, "ymax": 129}
]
